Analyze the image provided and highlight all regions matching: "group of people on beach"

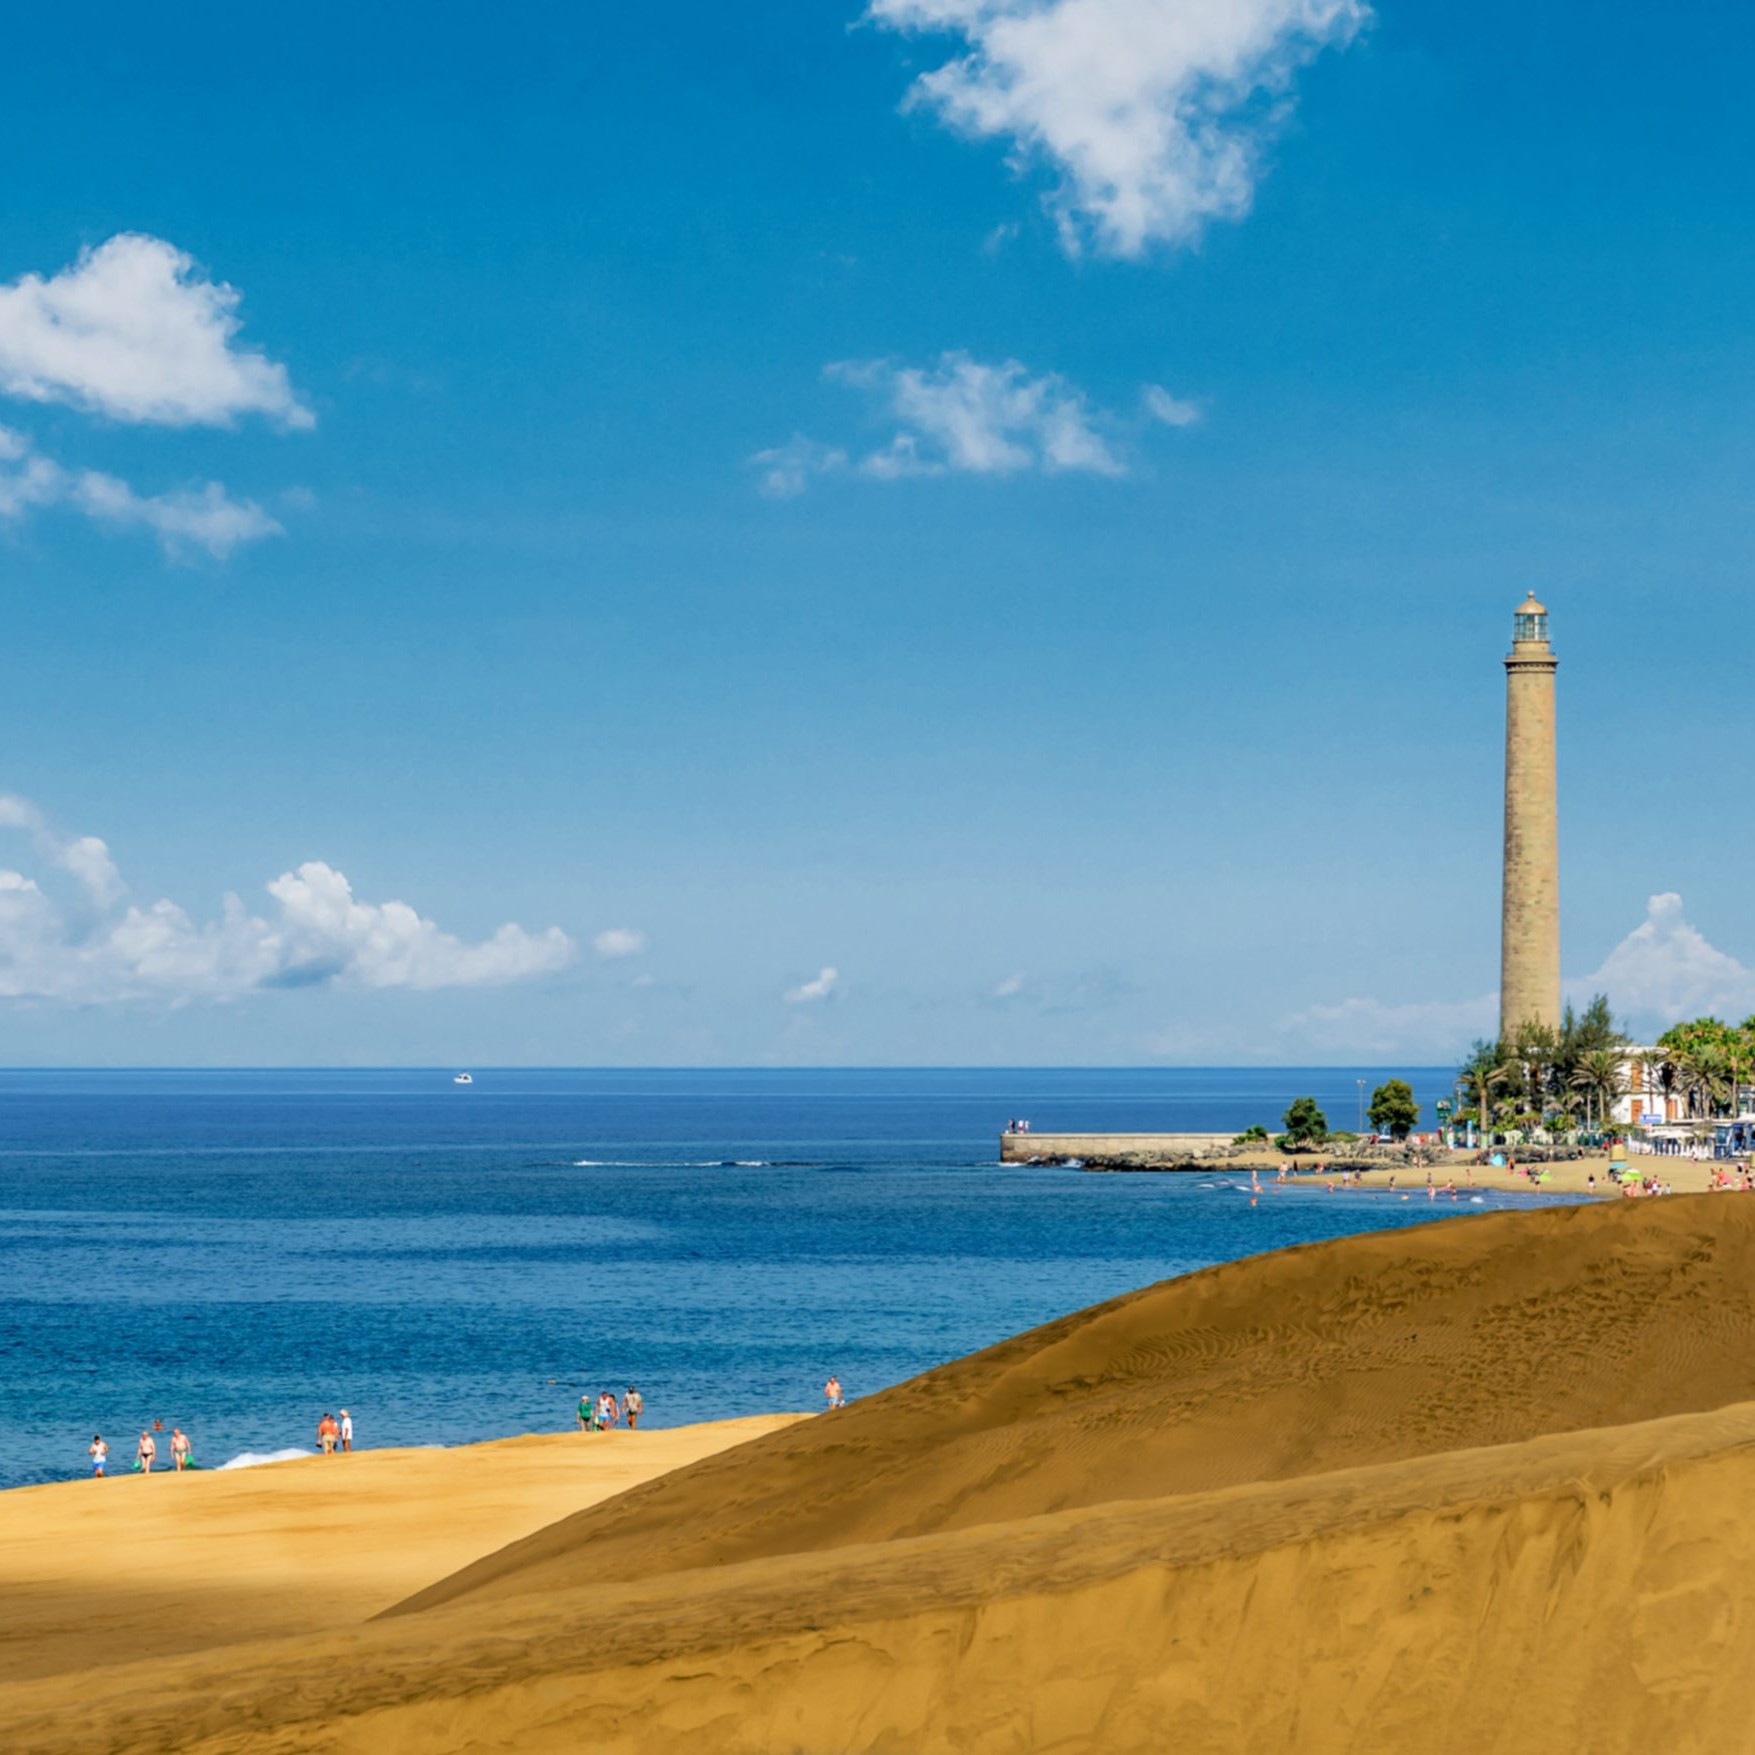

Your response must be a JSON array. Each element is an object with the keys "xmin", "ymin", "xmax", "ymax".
[
  {"xmin": 578, "ymin": 1386, "xmax": 642, "ymax": 1432},
  {"xmin": 316, "ymin": 1410, "xmax": 354, "ymax": 1455},
  {"xmin": 88, "ymin": 1422, "xmax": 194, "ymax": 1476},
  {"xmin": 86, "ymin": 1409, "xmax": 356, "ymax": 1477}
]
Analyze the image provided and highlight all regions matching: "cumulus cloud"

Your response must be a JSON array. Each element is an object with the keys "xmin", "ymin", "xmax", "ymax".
[
  {"xmin": 757, "ymin": 352, "xmax": 1194, "ymax": 493},
  {"xmin": 0, "ymin": 797, "xmax": 574, "ymax": 1004},
  {"xmin": 1579, "ymin": 893, "xmax": 1755, "ymax": 1026},
  {"xmin": 785, "ymin": 966, "xmax": 840, "ymax": 1004},
  {"xmin": 592, "ymin": 927, "xmax": 647, "ymax": 959},
  {"xmin": 868, "ymin": 0, "xmax": 1367, "ymax": 257},
  {"xmin": 0, "ymin": 425, "xmax": 278, "ymax": 559},
  {"xmin": 0, "ymin": 234, "xmax": 311, "ymax": 428},
  {"xmin": 1249, "ymin": 894, "xmax": 1755, "ymax": 1061}
]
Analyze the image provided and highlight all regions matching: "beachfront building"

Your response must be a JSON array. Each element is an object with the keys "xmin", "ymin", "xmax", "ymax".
[
  {"xmin": 1500, "ymin": 592, "xmax": 1561, "ymax": 1038},
  {"xmin": 1611, "ymin": 1050, "xmax": 1673, "ymax": 1128},
  {"xmin": 1609, "ymin": 1049, "xmax": 1755, "ymax": 1156}
]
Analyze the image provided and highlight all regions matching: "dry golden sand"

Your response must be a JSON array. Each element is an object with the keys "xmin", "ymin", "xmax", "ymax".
[{"xmin": 9, "ymin": 1200, "xmax": 1755, "ymax": 1751}]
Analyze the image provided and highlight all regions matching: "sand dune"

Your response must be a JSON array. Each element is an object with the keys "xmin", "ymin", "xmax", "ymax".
[
  {"xmin": 0, "ymin": 1417, "xmax": 799, "ymax": 1685},
  {"xmin": 8, "ymin": 1199, "xmax": 1755, "ymax": 1752}
]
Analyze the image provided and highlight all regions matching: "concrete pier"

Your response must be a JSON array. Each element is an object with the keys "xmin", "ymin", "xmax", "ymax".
[{"xmin": 1001, "ymin": 1132, "xmax": 1233, "ymax": 1165}]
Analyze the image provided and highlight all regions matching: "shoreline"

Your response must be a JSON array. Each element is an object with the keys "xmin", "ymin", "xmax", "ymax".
[
  {"xmin": 0, "ymin": 1414, "xmax": 805, "ymax": 1688},
  {"xmin": 9, "ymin": 1201, "xmax": 1755, "ymax": 1750},
  {"xmin": 1041, "ymin": 1147, "xmax": 1718, "ymax": 1199}
]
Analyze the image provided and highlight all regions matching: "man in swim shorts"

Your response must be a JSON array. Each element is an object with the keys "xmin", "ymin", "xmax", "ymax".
[
  {"xmin": 89, "ymin": 1435, "xmax": 108, "ymax": 1477},
  {"xmin": 136, "ymin": 1430, "xmax": 157, "ymax": 1474},
  {"xmin": 170, "ymin": 1427, "xmax": 192, "ymax": 1471},
  {"xmin": 317, "ymin": 1412, "xmax": 339, "ymax": 1456},
  {"xmin": 623, "ymin": 1386, "xmax": 643, "ymax": 1429},
  {"xmin": 824, "ymin": 1374, "xmax": 845, "ymax": 1411}
]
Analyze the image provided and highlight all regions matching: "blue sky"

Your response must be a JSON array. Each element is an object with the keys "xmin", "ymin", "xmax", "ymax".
[{"xmin": 2, "ymin": 1, "xmax": 1753, "ymax": 1066}]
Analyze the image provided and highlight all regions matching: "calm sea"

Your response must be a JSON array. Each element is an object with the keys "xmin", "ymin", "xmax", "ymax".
[{"xmin": 0, "ymin": 1067, "xmax": 1553, "ymax": 1488}]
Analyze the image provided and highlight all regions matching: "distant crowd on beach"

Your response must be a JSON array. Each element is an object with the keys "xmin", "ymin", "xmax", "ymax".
[
  {"xmin": 578, "ymin": 1386, "xmax": 643, "ymax": 1431},
  {"xmin": 87, "ymin": 1421, "xmax": 196, "ymax": 1477},
  {"xmin": 87, "ymin": 1373, "xmax": 860, "ymax": 1478},
  {"xmin": 86, "ymin": 1408, "xmax": 355, "ymax": 1477}
]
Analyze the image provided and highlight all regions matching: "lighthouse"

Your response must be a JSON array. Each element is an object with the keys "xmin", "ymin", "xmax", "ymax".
[{"xmin": 1500, "ymin": 591, "xmax": 1561, "ymax": 1037}]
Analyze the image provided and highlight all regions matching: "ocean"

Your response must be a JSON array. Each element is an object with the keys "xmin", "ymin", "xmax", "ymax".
[{"xmin": 0, "ymin": 1066, "xmax": 1555, "ymax": 1489}]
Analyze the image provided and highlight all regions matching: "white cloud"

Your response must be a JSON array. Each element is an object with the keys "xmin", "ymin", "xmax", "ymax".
[
  {"xmin": 834, "ymin": 353, "xmax": 1124, "ymax": 477},
  {"xmin": 1143, "ymin": 383, "xmax": 1201, "ymax": 427},
  {"xmin": 0, "ymin": 793, "xmax": 123, "ymax": 908},
  {"xmin": 0, "ymin": 797, "xmax": 574, "ymax": 1004},
  {"xmin": 750, "ymin": 435, "xmax": 848, "ymax": 498},
  {"xmin": 1579, "ymin": 892, "xmax": 1755, "ymax": 1026},
  {"xmin": 763, "ymin": 352, "xmax": 1185, "ymax": 493},
  {"xmin": 70, "ymin": 470, "xmax": 280, "ymax": 559},
  {"xmin": 785, "ymin": 966, "xmax": 840, "ymax": 1004},
  {"xmin": 993, "ymin": 971, "xmax": 1026, "ymax": 998},
  {"xmin": 592, "ymin": 927, "xmax": 647, "ymax": 959},
  {"xmin": 0, "ymin": 425, "xmax": 277, "ymax": 559},
  {"xmin": 0, "ymin": 234, "xmax": 311, "ymax": 428},
  {"xmin": 868, "ymin": 0, "xmax": 1367, "ymax": 257},
  {"xmin": 1241, "ymin": 893, "xmax": 1755, "ymax": 1062}
]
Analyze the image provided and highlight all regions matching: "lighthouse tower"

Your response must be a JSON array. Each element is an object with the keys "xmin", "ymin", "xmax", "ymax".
[{"xmin": 1500, "ymin": 592, "xmax": 1561, "ymax": 1038}]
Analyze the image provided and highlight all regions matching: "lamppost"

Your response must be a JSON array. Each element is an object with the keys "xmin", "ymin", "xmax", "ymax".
[{"xmin": 1356, "ymin": 1078, "xmax": 1365, "ymax": 1134}]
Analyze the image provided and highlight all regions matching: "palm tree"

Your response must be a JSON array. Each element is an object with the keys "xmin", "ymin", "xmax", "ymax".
[
  {"xmin": 1507, "ymin": 1020, "xmax": 1560, "ymax": 1123},
  {"xmin": 1676, "ymin": 1043, "xmax": 1729, "ymax": 1118},
  {"xmin": 1568, "ymin": 1048, "xmax": 1626, "ymax": 1133},
  {"xmin": 1457, "ymin": 1040, "xmax": 1512, "ymax": 1134}
]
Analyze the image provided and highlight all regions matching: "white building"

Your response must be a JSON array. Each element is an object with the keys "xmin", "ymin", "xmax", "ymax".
[
  {"xmin": 1610, "ymin": 1048, "xmax": 1674, "ymax": 1128},
  {"xmin": 1609, "ymin": 1047, "xmax": 1753, "ymax": 1130}
]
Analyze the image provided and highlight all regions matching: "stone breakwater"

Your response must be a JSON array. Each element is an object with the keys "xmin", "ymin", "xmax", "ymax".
[
  {"xmin": 1000, "ymin": 1132, "xmax": 1461, "ymax": 1172},
  {"xmin": 999, "ymin": 1132, "xmax": 1235, "ymax": 1166}
]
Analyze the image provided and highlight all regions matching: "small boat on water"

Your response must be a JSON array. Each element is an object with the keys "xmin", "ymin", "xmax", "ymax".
[{"xmin": 452, "ymin": 1072, "xmax": 473, "ymax": 1086}]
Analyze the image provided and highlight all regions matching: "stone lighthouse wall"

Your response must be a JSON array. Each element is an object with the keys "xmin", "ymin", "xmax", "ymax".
[{"xmin": 1501, "ymin": 642, "xmax": 1561, "ymax": 1036}]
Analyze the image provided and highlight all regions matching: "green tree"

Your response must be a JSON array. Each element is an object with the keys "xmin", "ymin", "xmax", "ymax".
[
  {"xmin": 1555, "ymin": 995, "xmax": 1624, "ymax": 1099},
  {"xmin": 1507, "ymin": 1020, "xmax": 1560, "ymax": 1121},
  {"xmin": 1457, "ymin": 1039, "xmax": 1510, "ymax": 1132},
  {"xmin": 1567, "ymin": 1047, "xmax": 1626, "ymax": 1132},
  {"xmin": 1658, "ymin": 1018, "xmax": 1735, "ymax": 1117},
  {"xmin": 1367, "ymin": 1079, "xmax": 1419, "ymax": 1140},
  {"xmin": 1280, "ymin": 1095, "xmax": 1329, "ymax": 1149}
]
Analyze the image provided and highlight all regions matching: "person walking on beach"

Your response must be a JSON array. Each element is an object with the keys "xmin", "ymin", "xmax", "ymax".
[
  {"xmin": 339, "ymin": 1410, "xmax": 353, "ymax": 1453},
  {"xmin": 317, "ymin": 1412, "xmax": 340, "ymax": 1456},
  {"xmin": 623, "ymin": 1386, "xmax": 643, "ymax": 1430},
  {"xmin": 597, "ymin": 1390, "xmax": 618, "ymax": 1429},
  {"xmin": 89, "ymin": 1435, "xmax": 108, "ymax": 1477},
  {"xmin": 136, "ymin": 1430, "xmax": 156, "ymax": 1474},
  {"xmin": 577, "ymin": 1391, "xmax": 592, "ymax": 1432},
  {"xmin": 824, "ymin": 1374, "xmax": 845, "ymax": 1411},
  {"xmin": 170, "ymin": 1427, "xmax": 191, "ymax": 1471}
]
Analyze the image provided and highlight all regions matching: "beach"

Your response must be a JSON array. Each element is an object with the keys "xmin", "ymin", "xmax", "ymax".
[
  {"xmin": 9, "ymin": 1196, "xmax": 1755, "ymax": 1751},
  {"xmin": 0, "ymin": 1416, "xmax": 802, "ymax": 1688}
]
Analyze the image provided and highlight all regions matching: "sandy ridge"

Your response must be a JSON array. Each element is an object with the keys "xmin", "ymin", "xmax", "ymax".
[{"xmin": 9, "ymin": 1199, "xmax": 1755, "ymax": 1751}]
